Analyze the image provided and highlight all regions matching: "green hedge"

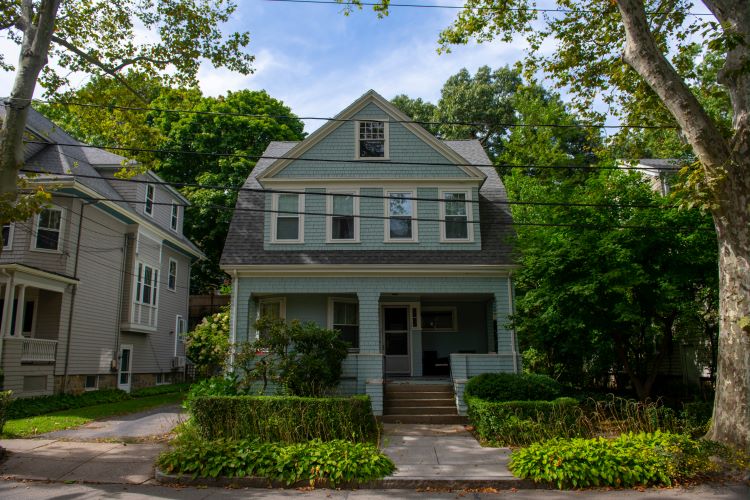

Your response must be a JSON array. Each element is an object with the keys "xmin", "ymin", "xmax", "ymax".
[
  {"xmin": 0, "ymin": 390, "xmax": 12, "ymax": 433},
  {"xmin": 509, "ymin": 431, "xmax": 720, "ymax": 488},
  {"xmin": 464, "ymin": 373, "xmax": 563, "ymax": 402},
  {"xmin": 190, "ymin": 395, "xmax": 378, "ymax": 443},
  {"xmin": 468, "ymin": 397, "xmax": 582, "ymax": 446},
  {"xmin": 131, "ymin": 383, "xmax": 191, "ymax": 398},
  {"xmin": 157, "ymin": 438, "xmax": 395, "ymax": 486},
  {"xmin": 6, "ymin": 389, "xmax": 131, "ymax": 419}
]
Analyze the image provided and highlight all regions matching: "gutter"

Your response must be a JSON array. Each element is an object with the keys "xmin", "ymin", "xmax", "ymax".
[{"xmin": 507, "ymin": 270, "xmax": 518, "ymax": 373}]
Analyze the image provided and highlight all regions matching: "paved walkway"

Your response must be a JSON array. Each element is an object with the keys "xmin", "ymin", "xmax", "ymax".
[
  {"xmin": 0, "ymin": 439, "xmax": 165, "ymax": 484},
  {"xmin": 380, "ymin": 423, "xmax": 514, "ymax": 486},
  {"xmin": 40, "ymin": 403, "xmax": 185, "ymax": 440}
]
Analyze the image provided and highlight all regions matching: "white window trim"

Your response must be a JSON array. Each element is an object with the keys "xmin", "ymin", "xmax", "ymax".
[
  {"xmin": 421, "ymin": 306, "xmax": 458, "ymax": 332},
  {"xmin": 439, "ymin": 189, "xmax": 474, "ymax": 242},
  {"xmin": 2, "ymin": 222, "xmax": 13, "ymax": 250},
  {"xmin": 355, "ymin": 119, "xmax": 390, "ymax": 160},
  {"xmin": 155, "ymin": 373, "xmax": 166, "ymax": 385},
  {"xmin": 327, "ymin": 297, "xmax": 360, "ymax": 351},
  {"xmin": 326, "ymin": 189, "xmax": 360, "ymax": 243},
  {"xmin": 270, "ymin": 192, "xmax": 305, "ymax": 244},
  {"xmin": 31, "ymin": 206, "xmax": 65, "ymax": 253},
  {"xmin": 133, "ymin": 262, "xmax": 159, "ymax": 307},
  {"xmin": 384, "ymin": 189, "xmax": 418, "ymax": 243},
  {"xmin": 175, "ymin": 315, "xmax": 186, "ymax": 344},
  {"xmin": 167, "ymin": 258, "xmax": 178, "ymax": 292},
  {"xmin": 144, "ymin": 184, "xmax": 155, "ymax": 217},
  {"xmin": 170, "ymin": 201, "xmax": 179, "ymax": 232},
  {"xmin": 256, "ymin": 297, "xmax": 287, "ymax": 340},
  {"xmin": 84, "ymin": 375, "xmax": 99, "ymax": 391}
]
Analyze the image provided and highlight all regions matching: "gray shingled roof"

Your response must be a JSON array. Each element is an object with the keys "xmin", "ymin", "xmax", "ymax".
[{"xmin": 221, "ymin": 140, "xmax": 516, "ymax": 267}]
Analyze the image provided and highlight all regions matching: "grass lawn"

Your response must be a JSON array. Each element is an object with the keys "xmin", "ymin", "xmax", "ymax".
[{"xmin": 1, "ymin": 392, "xmax": 184, "ymax": 438}]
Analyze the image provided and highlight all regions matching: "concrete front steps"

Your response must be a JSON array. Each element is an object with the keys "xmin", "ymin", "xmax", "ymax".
[{"xmin": 382, "ymin": 381, "xmax": 467, "ymax": 424}]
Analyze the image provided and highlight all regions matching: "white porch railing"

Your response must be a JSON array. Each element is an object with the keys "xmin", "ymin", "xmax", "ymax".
[{"xmin": 20, "ymin": 338, "xmax": 58, "ymax": 363}]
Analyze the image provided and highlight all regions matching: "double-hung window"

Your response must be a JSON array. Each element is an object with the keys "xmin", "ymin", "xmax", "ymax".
[
  {"xmin": 175, "ymin": 315, "xmax": 187, "ymax": 342},
  {"xmin": 2, "ymin": 223, "xmax": 12, "ymax": 250},
  {"xmin": 133, "ymin": 262, "xmax": 159, "ymax": 328},
  {"xmin": 167, "ymin": 258, "xmax": 177, "ymax": 291},
  {"xmin": 170, "ymin": 202, "xmax": 179, "ymax": 231},
  {"xmin": 273, "ymin": 193, "xmax": 304, "ymax": 242},
  {"xmin": 356, "ymin": 120, "xmax": 388, "ymax": 159},
  {"xmin": 441, "ymin": 190, "xmax": 473, "ymax": 241},
  {"xmin": 34, "ymin": 207, "xmax": 63, "ymax": 251},
  {"xmin": 329, "ymin": 298, "xmax": 359, "ymax": 350},
  {"xmin": 385, "ymin": 191, "xmax": 416, "ymax": 242},
  {"xmin": 257, "ymin": 297, "xmax": 286, "ymax": 340},
  {"xmin": 328, "ymin": 191, "xmax": 358, "ymax": 242},
  {"xmin": 144, "ymin": 185, "xmax": 155, "ymax": 216}
]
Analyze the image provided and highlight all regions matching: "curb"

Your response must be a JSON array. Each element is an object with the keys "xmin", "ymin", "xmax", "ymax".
[{"xmin": 155, "ymin": 469, "xmax": 546, "ymax": 490}]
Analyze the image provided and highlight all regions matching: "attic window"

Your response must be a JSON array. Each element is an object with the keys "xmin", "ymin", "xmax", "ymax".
[{"xmin": 357, "ymin": 120, "xmax": 388, "ymax": 159}]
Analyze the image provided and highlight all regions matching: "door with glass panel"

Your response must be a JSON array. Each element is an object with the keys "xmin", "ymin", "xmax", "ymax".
[
  {"xmin": 118, "ymin": 345, "xmax": 133, "ymax": 392},
  {"xmin": 383, "ymin": 306, "xmax": 410, "ymax": 375}
]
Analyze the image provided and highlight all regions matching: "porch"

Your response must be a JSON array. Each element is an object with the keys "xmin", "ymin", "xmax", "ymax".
[{"xmin": 0, "ymin": 264, "xmax": 75, "ymax": 396}]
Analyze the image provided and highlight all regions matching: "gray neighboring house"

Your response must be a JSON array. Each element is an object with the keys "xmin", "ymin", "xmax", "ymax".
[{"xmin": 0, "ymin": 107, "xmax": 203, "ymax": 397}]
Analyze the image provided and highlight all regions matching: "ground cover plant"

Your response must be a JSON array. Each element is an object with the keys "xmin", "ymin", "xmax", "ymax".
[
  {"xmin": 464, "ymin": 372, "xmax": 563, "ymax": 402},
  {"xmin": 6, "ymin": 389, "xmax": 131, "ymax": 419},
  {"xmin": 131, "ymin": 383, "xmax": 191, "ymax": 398},
  {"xmin": 0, "ymin": 390, "xmax": 11, "ymax": 434},
  {"xmin": 157, "ymin": 438, "xmax": 394, "ymax": 486},
  {"xmin": 509, "ymin": 431, "xmax": 728, "ymax": 489},
  {"xmin": 1, "ymin": 392, "xmax": 184, "ymax": 438}
]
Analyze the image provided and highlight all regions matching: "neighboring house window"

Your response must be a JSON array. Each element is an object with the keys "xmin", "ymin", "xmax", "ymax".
[
  {"xmin": 175, "ymin": 315, "xmax": 186, "ymax": 342},
  {"xmin": 273, "ymin": 193, "xmax": 304, "ymax": 242},
  {"xmin": 328, "ymin": 298, "xmax": 359, "ymax": 350},
  {"xmin": 168, "ymin": 259, "xmax": 177, "ymax": 291},
  {"xmin": 421, "ymin": 307, "xmax": 458, "ymax": 332},
  {"xmin": 327, "ymin": 191, "xmax": 359, "ymax": 242},
  {"xmin": 144, "ymin": 184, "xmax": 155, "ymax": 216},
  {"xmin": 385, "ymin": 191, "xmax": 416, "ymax": 242},
  {"xmin": 170, "ymin": 202, "xmax": 179, "ymax": 231},
  {"xmin": 133, "ymin": 262, "xmax": 159, "ymax": 327},
  {"xmin": 156, "ymin": 373, "xmax": 165, "ymax": 385},
  {"xmin": 440, "ymin": 190, "xmax": 473, "ymax": 241},
  {"xmin": 2, "ymin": 223, "xmax": 12, "ymax": 250},
  {"xmin": 356, "ymin": 120, "xmax": 388, "ymax": 159},
  {"xmin": 34, "ymin": 207, "xmax": 63, "ymax": 251},
  {"xmin": 85, "ymin": 375, "xmax": 98, "ymax": 391}
]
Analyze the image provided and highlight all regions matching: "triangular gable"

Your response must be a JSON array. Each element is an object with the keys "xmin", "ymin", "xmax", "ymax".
[{"xmin": 258, "ymin": 90, "xmax": 486, "ymax": 181}]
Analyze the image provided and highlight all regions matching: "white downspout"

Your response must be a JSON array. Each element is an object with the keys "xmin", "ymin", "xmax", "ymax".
[
  {"xmin": 0, "ymin": 270, "xmax": 15, "ymax": 369},
  {"xmin": 228, "ymin": 269, "xmax": 238, "ymax": 371},
  {"xmin": 507, "ymin": 271, "xmax": 518, "ymax": 373}
]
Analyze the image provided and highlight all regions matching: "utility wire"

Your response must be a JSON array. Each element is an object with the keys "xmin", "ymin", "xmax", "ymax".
[
  {"xmin": 21, "ymin": 140, "xmax": 684, "ymax": 172},
  {"xmin": 10, "ymin": 97, "xmax": 680, "ymax": 130}
]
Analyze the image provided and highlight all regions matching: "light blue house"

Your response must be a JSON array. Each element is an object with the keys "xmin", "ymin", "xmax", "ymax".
[{"xmin": 221, "ymin": 90, "xmax": 520, "ymax": 419}]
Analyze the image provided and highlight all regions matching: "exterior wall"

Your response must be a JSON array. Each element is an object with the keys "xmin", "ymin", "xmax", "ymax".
[
  {"xmin": 0, "ymin": 338, "xmax": 56, "ymax": 396},
  {"xmin": 264, "ymin": 186, "xmax": 481, "ymax": 251},
  {"xmin": 421, "ymin": 300, "xmax": 491, "ymax": 359}
]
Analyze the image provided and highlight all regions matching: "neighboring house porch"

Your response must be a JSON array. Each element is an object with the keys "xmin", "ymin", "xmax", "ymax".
[
  {"xmin": 0, "ymin": 264, "xmax": 76, "ymax": 396},
  {"xmin": 232, "ymin": 272, "xmax": 520, "ymax": 415}
]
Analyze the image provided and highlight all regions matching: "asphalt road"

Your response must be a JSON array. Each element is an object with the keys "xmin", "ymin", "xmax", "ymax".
[{"xmin": 0, "ymin": 480, "xmax": 747, "ymax": 500}]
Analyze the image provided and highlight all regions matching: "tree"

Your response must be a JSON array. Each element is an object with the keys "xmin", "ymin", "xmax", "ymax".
[
  {"xmin": 390, "ymin": 94, "xmax": 439, "ymax": 135},
  {"xmin": 356, "ymin": 0, "xmax": 750, "ymax": 450},
  {"xmin": 0, "ymin": 0, "xmax": 253, "ymax": 246}
]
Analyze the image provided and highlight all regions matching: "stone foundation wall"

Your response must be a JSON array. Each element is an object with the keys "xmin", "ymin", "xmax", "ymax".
[{"xmin": 54, "ymin": 374, "xmax": 118, "ymax": 394}]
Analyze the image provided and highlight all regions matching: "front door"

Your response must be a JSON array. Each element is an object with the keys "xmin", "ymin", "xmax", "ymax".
[
  {"xmin": 118, "ymin": 344, "xmax": 133, "ymax": 392},
  {"xmin": 383, "ymin": 306, "xmax": 410, "ymax": 375}
]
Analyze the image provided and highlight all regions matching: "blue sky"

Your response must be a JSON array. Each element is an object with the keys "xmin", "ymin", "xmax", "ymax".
[{"xmin": 0, "ymin": 1, "xmax": 552, "ymax": 134}]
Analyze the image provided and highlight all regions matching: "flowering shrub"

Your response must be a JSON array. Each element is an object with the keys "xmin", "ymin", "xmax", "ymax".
[{"xmin": 185, "ymin": 309, "xmax": 230, "ymax": 376}]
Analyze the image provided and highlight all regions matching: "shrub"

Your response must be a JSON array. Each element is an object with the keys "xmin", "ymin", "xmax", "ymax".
[
  {"xmin": 509, "ymin": 431, "xmax": 720, "ymax": 489},
  {"xmin": 183, "ymin": 376, "xmax": 239, "ymax": 412},
  {"xmin": 468, "ymin": 397, "xmax": 584, "ymax": 446},
  {"xmin": 131, "ymin": 382, "xmax": 191, "ymax": 398},
  {"xmin": 190, "ymin": 395, "xmax": 377, "ymax": 443},
  {"xmin": 157, "ymin": 438, "xmax": 395, "ymax": 486},
  {"xmin": 681, "ymin": 401, "xmax": 713, "ymax": 437},
  {"xmin": 6, "ymin": 389, "xmax": 130, "ymax": 419},
  {"xmin": 581, "ymin": 395, "xmax": 680, "ymax": 436},
  {"xmin": 249, "ymin": 319, "xmax": 349, "ymax": 397},
  {"xmin": 465, "ymin": 372, "xmax": 562, "ymax": 402},
  {"xmin": 0, "ymin": 390, "xmax": 12, "ymax": 433},
  {"xmin": 186, "ymin": 309, "xmax": 230, "ymax": 377}
]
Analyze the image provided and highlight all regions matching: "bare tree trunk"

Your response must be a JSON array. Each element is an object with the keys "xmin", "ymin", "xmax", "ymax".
[{"xmin": 0, "ymin": 0, "xmax": 61, "ymax": 199}]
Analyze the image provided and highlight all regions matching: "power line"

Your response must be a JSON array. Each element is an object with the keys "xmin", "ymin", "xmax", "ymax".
[
  {"xmin": 22, "ymin": 139, "xmax": 684, "ymax": 172},
  {"xmin": 262, "ymin": 0, "xmax": 714, "ymax": 17},
  {"xmin": 21, "ymin": 168, "xmax": 676, "ymax": 210},
  {"xmin": 11, "ymin": 97, "xmax": 680, "ymax": 130}
]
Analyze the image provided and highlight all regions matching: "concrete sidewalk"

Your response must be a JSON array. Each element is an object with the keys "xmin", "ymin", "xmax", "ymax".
[
  {"xmin": 379, "ymin": 423, "xmax": 517, "ymax": 488},
  {"xmin": 0, "ymin": 439, "xmax": 165, "ymax": 484}
]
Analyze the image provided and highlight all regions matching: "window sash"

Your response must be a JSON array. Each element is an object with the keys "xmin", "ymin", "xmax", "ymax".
[
  {"xmin": 145, "ymin": 185, "xmax": 155, "ymax": 215},
  {"xmin": 35, "ymin": 208, "xmax": 62, "ymax": 250},
  {"xmin": 275, "ymin": 194, "xmax": 301, "ymax": 241},
  {"xmin": 330, "ymin": 193, "xmax": 356, "ymax": 241},
  {"xmin": 170, "ymin": 203, "xmax": 178, "ymax": 230},
  {"xmin": 331, "ymin": 300, "xmax": 359, "ymax": 349},
  {"xmin": 442, "ymin": 192, "xmax": 470, "ymax": 240},
  {"xmin": 388, "ymin": 193, "xmax": 414, "ymax": 239},
  {"xmin": 168, "ymin": 260, "xmax": 177, "ymax": 291},
  {"xmin": 358, "ymin": 121, "xmax": 385, "ymax": 158},
  {"xmin": 136, "ymin": 264, "xmax": 158, "ymax": 306},
  {"xmin": 2, "ymin": 223, "xmax": 11, "ymax": 249}
]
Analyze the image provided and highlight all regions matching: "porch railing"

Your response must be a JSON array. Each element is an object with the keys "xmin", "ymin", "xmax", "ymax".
[{"xmin": 20, "ymin": 338, "xmax": 58, "ymax": 363}]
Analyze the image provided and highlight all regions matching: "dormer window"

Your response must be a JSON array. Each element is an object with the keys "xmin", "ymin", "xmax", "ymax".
[{"xmin": 356, "ymin": 120, "xmax": 388, "ymax": 159}]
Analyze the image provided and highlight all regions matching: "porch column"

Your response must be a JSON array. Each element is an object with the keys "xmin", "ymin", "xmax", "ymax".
[
  {"xmin": 357, "ymin": 291, "xmax": 383, "ymax": 415},
  {"xmin": 1, "ymin": 280, "xmax": 14, "ymax": 337},
  {"xmin": 494, "ymin": 288, "xmax": 520, "ymax": 373},
  {"xmin": 13, "ymin": 285, "xmax": 26, "ymax": 337}
]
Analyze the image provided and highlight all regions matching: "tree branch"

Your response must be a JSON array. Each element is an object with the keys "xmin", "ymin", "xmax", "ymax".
[
  {"xmin": 49, "ymin": 35, "xmax": 148, "ymax": 103},
  {"xmin": 615, "ymin": 0, "xmax": 732, "ymax": 175},
  {"xmin": 110, "ymin": 55, "xmax": 178, "ymax": 73}
]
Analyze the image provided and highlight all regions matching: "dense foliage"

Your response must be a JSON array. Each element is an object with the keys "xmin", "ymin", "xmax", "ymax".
[
  {"xmin": 157, "ymin": 438, "xmax": 395, "ymax": 486},
  {"xmin": 6, "ymin": 389, "xmax": 131, "ymax": 419},
  {"xmin": 509, "ymin": 432, "xmax": 723, "ymax": 488},
  {"xmin": 130, "ymin": 383, "xmax": 191, "ymax": 398},
  {"xmin": 0, "ymin": 390, "xmax": 11, "ymax": 433},
  {"xmin": 185, "ymin": 310, "xmax": 230, "ymax": 377},
  {"xmin": 243, "ymin": 319, "xmax": 349, "ymax": 397},
  {"xmin": 190, "ymin": 395, "xmax": 377, "ymax": 443},
  {"xmin": 464, "ymin": 373, "xmax": 563, "ymax": 402}
]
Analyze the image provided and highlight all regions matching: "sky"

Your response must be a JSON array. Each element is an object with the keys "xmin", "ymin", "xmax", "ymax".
[{"xmin": 0, "ymin": 1, "xmax": 556, "ymax": 134}]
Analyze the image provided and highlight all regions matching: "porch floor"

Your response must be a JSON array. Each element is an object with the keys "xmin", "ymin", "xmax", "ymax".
[{"xmin": 385, "ymin": 377, "xmax": 451, "ymax": 384}]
